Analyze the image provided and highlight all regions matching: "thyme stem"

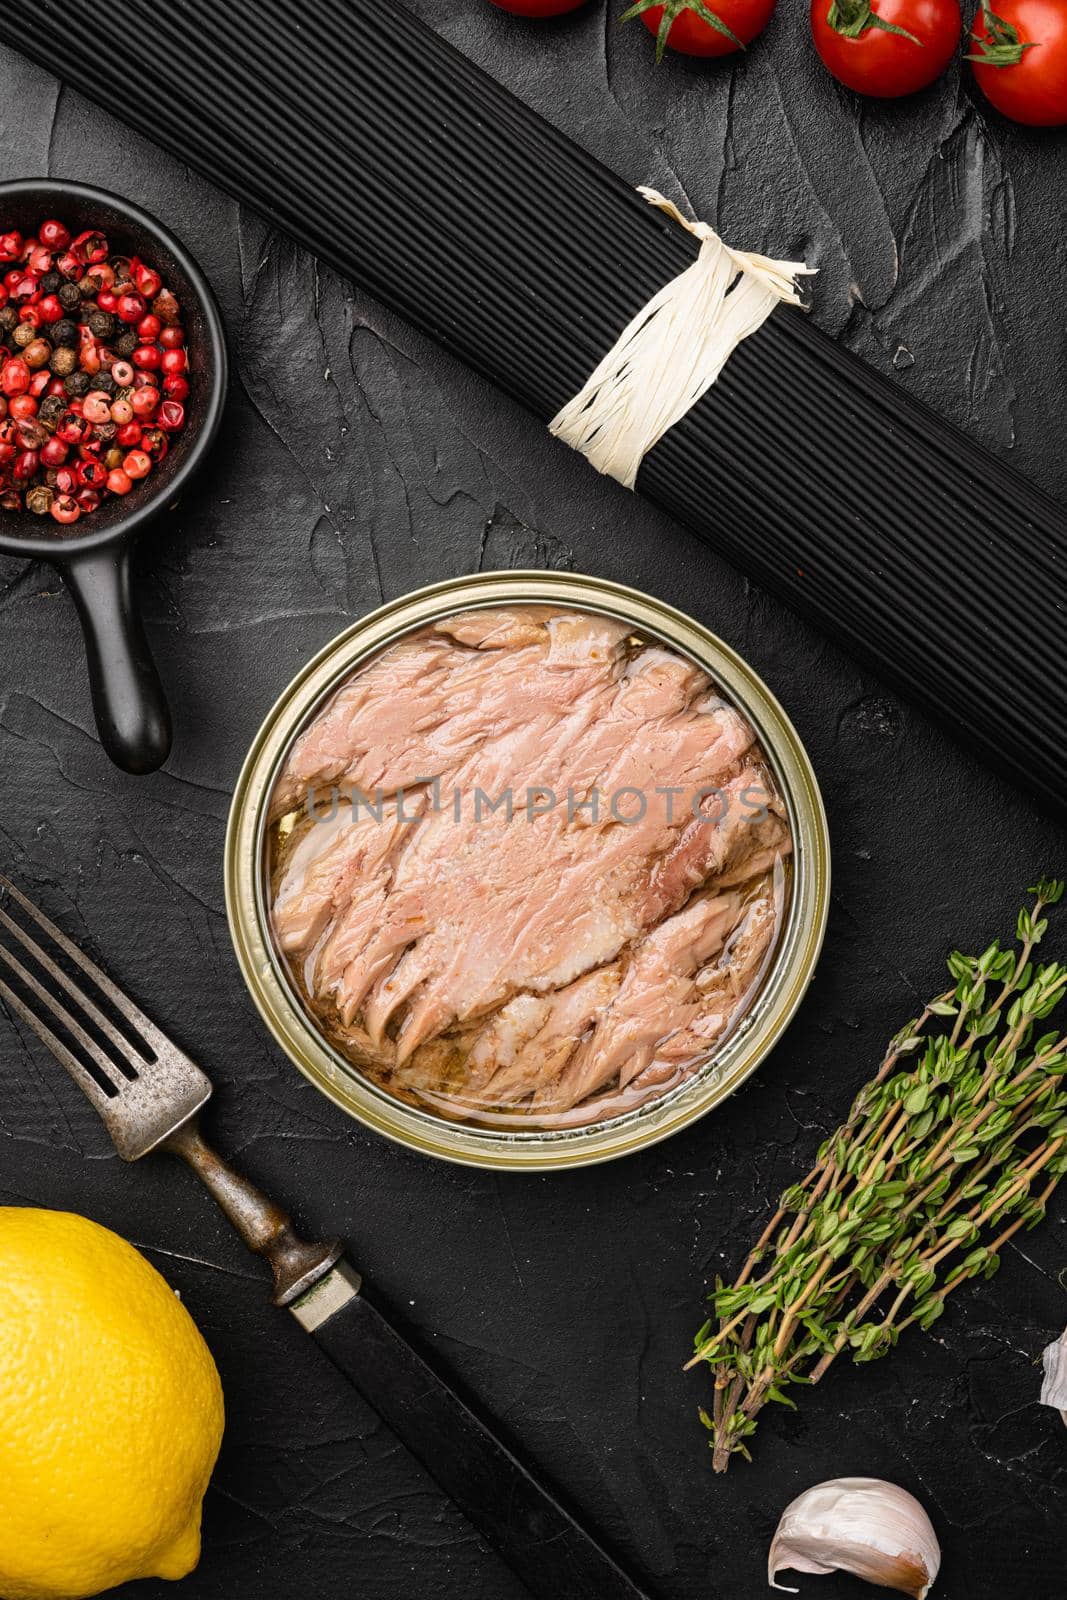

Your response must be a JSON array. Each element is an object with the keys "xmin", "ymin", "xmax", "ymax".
[{"xmin": 692, "ymin": 881, "xmax": 1067, "ymax": 1471}]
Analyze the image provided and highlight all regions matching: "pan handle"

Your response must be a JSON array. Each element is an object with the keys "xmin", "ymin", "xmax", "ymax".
[{"xmin": 63, "ymin": 543, "xmax": 172, "ymax": 774}]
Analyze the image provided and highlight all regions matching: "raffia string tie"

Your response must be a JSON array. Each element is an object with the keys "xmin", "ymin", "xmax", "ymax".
[{"xmin": 549, "ymin": 188, "xmax": 814, "ymax": 491}]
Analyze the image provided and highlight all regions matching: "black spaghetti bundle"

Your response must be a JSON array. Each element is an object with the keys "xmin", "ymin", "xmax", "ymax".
[{"xmin": 5, "ymin": 0, "xmax": 1065, "ymax": 813}]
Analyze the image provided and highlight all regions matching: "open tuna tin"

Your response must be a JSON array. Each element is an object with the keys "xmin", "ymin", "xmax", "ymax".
[{"xmin": 226, "ymin": 572, "xmax": 829, "ymax": 1170}]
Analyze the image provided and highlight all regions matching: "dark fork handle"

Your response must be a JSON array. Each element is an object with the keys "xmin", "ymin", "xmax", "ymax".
[
  {"xmin": 311, "ymin": 1287, "xmax": 654, "ymax": 1600},
  {"xmin": 165, "ymin": 1119, "xmax": 343, "ymax": 1304}
]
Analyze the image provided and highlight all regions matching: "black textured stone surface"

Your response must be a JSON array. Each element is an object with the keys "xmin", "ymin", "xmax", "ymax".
[{"xmin": 0, "ymin": 8, "xmax": 1065, "ymax": 1599}]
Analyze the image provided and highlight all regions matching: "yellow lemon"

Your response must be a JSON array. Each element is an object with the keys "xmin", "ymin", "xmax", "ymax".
[{"xmin": 0, "ymin": 1207, "xmax": 225, "ymax": 1600}]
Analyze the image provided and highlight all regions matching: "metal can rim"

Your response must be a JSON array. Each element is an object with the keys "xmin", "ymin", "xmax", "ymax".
[{"xmin": 225, "ymin": 570, "xmax": 831, "ymax": 1171}]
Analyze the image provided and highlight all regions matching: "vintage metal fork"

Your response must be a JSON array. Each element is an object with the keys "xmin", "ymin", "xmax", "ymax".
[
  {"xmin": 0, "ymin": 872, "xmax": 342, "ymax": 1304},
  {"xmin": 0, "ymin": 872, "xmax": 654, "ymax": 1600}
]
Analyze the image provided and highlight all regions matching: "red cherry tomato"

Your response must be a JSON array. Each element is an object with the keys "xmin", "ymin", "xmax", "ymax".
[
  {"xmin": 486, "ymin": 0, "xmax": 588, "ymax": 13},
  {"xmin": 969, "ymin": 0, "xmax": 1067, "ymax": 123},
  {"xmin": 625, "ymin": 0, "xmax": 775, "ymax": 58},
  {"xmin": 810, "ymin": 0, "xmax": 961, "ymax": 94}
]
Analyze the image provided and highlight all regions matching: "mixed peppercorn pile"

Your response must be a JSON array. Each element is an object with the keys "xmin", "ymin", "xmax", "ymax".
[{"xmin": 0, "ymin": 218, "xmax": 190, "ymax": 529}]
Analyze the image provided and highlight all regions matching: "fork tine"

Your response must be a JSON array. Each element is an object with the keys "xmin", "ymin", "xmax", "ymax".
[
  {"xmin": 0, "ymin": 974, "xmax": 116, "ymax": 1114},
  {"xmin": 0, "ymin": 940, "xmax": 130, "ymax": 1095},
  {"xmin": 0, "ymin": 875, "xmax": 214, "ymax": 1164},
  {"xmin": 0, "ymin": 903, "xmax": 148, "ymax": 1068},
  {"xmin": 0, "ymin": 874, "xmax": 163, "ymax": 1055}
]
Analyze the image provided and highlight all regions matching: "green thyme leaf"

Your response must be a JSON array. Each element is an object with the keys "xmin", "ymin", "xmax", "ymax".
[{"xmin": 693, "ymin": 883, "xmax": 1067, "ymax": 1473}]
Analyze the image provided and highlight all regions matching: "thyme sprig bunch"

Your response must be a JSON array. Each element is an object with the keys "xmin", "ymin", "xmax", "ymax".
[{"xmin": 690, "ymin": 880, "xmax": 1067, "ymax": 1472}]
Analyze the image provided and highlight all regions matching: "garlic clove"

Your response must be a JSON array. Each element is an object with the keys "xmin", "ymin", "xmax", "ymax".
[
  {"xmin": 768, "ymin": 1477, "xmax": 940, "ymax": 1598},
  {"xmin": 1040, "ymin": 1327, "xmax": 1067, "ymax": 1426}
]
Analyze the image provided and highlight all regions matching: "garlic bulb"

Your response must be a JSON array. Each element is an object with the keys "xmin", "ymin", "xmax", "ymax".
[
  {"xmin": 769, "ymin": 1478, "xmax": 940, "ymax": 1598},
  {"xmin": 1040, "ymin": 1327, "xmax": 1067, "ymax": 1425}
]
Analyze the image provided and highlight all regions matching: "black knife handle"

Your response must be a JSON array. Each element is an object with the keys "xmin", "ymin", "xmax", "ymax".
[{"xmin": 310, "ymin": 1285, "xmax": 653, "ymax": 1600}]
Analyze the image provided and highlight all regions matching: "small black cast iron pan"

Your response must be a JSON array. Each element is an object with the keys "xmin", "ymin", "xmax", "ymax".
[{"xmin": 0, "ymin": 179, "xmax": 227, "ymax": 774}]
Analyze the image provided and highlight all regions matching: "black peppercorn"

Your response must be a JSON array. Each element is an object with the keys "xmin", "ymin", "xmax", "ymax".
[
  {"xmin": 113, "ymin": 330, "xmax": 138, "ymax": 359},
  {"xmin": 94, "ymin": 372, "xmax": 116, "ymax": 397},
  {"xmin": 49, "ymin": 347, "xmax": 78, "ymax": 379},
  {"xmin": 12, "ymin": 324, "xmax": 36, "ymax": 351},
  {"xmin": 26, "ymin": 485, "xmax": 54, "ymax": 516},
  {"xmin": 0, "ymin": 307, "xmax": 16, "ymax": 335},
  {"xmin": 64, "ymin": 371, "xmax": 91, "ymax": 398},
  {"xmin": 16, "ymin": 419, "xmax": 48, "ymax": 451},
  {"xmin": 50, "ymin": 319, "xmax": 78, "ymax": 349},
  {"xmin": 87, "ymin": 310, "xmax": 115, "ymax": 341},
  {"xmin": 40, "ymin": 271, "xmax": 63, "ymax": 295},
  {"xmin": 58, "ymin": 282, "xmax": 81, "ymax": 312},
  {"xmin": 38, "ymin": 395, "xmax": 66, "ymax": 429}
]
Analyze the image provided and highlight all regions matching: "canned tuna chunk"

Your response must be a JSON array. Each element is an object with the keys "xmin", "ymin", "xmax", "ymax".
[{"xmin": 226, "ymin": 572, "xmax": 829, "ymax": 1169}]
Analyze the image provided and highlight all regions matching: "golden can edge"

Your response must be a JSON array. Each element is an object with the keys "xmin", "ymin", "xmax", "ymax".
[{"xmin": 224, "ymin": 571, "xmax": 831, "ymax": 1171}]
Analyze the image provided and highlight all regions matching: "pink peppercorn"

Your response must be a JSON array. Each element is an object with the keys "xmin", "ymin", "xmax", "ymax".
[
  {"xmin": 38, "ymin": 220, "xmax": 70, "ymax": 251},
  {"xmin": 131, "ymin": 387, "xmax": 160, "ymax": 418},
  {"xmin": 116, "ymin": 293, "xmax": 146, "ymax": 324},
  {"xmin": 82, "ymin": 392, "xmax": 112, "ymax": 425},
  {"xmin": 157, "ymin": 400, "xmax": 184, "ymax": 431},
  {"xmin": 40, "ymin": 438, "xmax": 68, "ymax": 469},
  {"xmin": 133, "ymin": 264, "xmax": 162, "ymax": 299},
  {"xmin": 50, "ymin": 494, "xmax": 80, "ymax": 525},
  {"xmin": 1, "ymin": 358, "xmax": 30, "ymax": 396}
]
